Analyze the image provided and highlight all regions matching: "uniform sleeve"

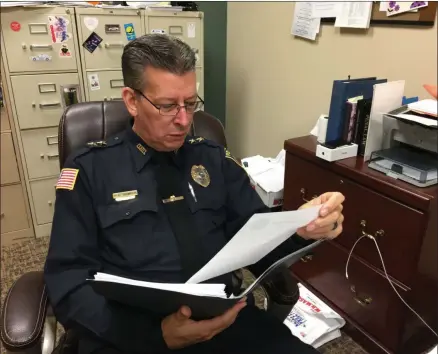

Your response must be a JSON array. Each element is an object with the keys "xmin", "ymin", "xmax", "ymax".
[
  {"xmin": 221, "ymin": 148, "xmax": 313, "ymax": 277},
  {"xmin": 44, "ymin": 158, "xmax": 168, "ymax": 353}
]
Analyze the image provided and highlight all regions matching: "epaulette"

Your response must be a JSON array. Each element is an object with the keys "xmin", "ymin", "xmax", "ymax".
[
  {"xmin": 186, "ymin": 136, "xmax": 220, "ymax": 148},
  {"xmin": 71, "ymin": 136, "xmax": 123, "ymax": 160}
]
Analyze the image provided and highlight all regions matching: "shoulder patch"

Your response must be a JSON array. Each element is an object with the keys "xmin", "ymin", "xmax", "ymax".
[{"xmin": 56, "ymin": 168, "xmax": 79, "ymax": 191}]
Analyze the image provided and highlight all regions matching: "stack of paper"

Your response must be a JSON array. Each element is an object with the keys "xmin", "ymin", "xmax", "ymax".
[{"xmin": 408, "ymin": 99, "xmax": 437, "ymax": 118}]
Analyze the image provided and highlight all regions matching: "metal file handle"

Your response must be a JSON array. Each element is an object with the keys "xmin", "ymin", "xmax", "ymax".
[
  {"xmin": 47, "ymin": 153, "xmax": 59, "ymax": 160},
  {"xmin": 30, "ymin": 44, "xmax": 53, "ymax": 50},
  {"xmin": 39, "ymin": 102, "xmax": 61, "ymax": 108},
  {"xmin": 300, "ymin": 188, "xmax": 318, "ymax": 203},
  {"xmin": 104, "ymin": 42, "xmax": 125, "ymax": 48},
  {"xmin": 46, "ymin": 135, "xmax": 58, "ymax": 145}
]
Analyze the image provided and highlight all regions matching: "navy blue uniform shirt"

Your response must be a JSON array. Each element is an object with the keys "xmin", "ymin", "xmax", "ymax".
[{"xmin": 44, "ymin": 123, "xmax": 310, "ymax": 353}]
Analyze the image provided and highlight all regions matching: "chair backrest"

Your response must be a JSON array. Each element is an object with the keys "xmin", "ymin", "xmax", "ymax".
[{"xmin": 58, "ymin": 100, "xmax": 227, "ymax": 168}]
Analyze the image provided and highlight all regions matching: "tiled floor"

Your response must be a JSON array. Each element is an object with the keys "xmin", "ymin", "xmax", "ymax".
[{"xmin": 1, "ymin": 237, "xmax": 368, "ymax": 354}]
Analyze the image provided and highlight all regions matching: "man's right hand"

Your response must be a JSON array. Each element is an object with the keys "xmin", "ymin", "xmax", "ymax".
[{"xmin": 161, "ymin": 299, "xmax": 247, "ymax": 349}]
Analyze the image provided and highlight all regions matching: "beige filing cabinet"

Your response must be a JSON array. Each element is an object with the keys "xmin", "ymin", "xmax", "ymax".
[
  {"xmin": 1, "ymin": 6, "xmax": 84, "ymax": 238},
  {"xmin": 145, "ymin": 10, "xmax": 204, "ymax": 98},
  {"xmin": 75, "ymin": 7, "xmax": 145, "ymax": 102},
  {"xmin": 1, "ymin": 58, "xmax": 35, "ymax": 246}
]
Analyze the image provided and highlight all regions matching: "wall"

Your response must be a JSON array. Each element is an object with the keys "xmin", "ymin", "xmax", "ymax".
[
  {"xmin": 226, "ymin": 2, "xmax": 438, "ymax": 158},
  {"xmin": 197, "ymin": 1, "xmax": 227, "ymax": 125}
]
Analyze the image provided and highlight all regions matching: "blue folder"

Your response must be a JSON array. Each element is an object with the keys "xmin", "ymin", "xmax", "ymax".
[{"xmin": 326, "ymin": 77, "xmax": 387, "ymax": 142}]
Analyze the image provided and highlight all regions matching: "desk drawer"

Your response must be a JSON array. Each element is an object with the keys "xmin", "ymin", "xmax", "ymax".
[
  {"xmin": 21, "ymin": 127, "xmax": 60, "ymax": 180},
  {"xmin": 291, "ymin": 242, "xmax": 403, "ymax": 352},
  {"xmin": 1, "ymin": 185, "xmax": 30, "ymax": 233},
  {"xmin": 284, "ymin": 153, "xmax": 425, "ymax": 286},
  {"xmin": 1, "ymin": 132, "xmax": 20, "ymax": 185},
  {"xmin": 30, "ymin": 177, "xmax": 57, "ymax": 225}
]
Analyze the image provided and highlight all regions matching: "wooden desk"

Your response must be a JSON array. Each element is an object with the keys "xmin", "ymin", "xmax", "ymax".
[{"xmin": 283, "ymin": 136, "xmax": 437, "ymax": 354}]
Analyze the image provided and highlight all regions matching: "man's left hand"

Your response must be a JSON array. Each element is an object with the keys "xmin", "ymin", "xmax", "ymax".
[{"xmin": 296, "ymin": 192, "xmax": 345, "ymax": 240}]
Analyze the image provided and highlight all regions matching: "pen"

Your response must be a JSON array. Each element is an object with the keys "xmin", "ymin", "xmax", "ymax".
[{"xmin": 188, "ymin": 182, "xmax": 197, "ymax": 202}]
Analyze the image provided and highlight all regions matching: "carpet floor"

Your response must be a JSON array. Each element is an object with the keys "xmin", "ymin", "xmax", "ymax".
[{"xmin": 1, "ymin": 237, "xmax": 368, "ymax": 354}]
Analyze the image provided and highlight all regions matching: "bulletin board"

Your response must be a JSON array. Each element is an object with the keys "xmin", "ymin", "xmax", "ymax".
[{"xmin": 321, "ymin": 2, "xmax": 437, "ymax": 26}]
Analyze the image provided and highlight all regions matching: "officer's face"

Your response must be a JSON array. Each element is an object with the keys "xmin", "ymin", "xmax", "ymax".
[{"xmin": 123, "ymin": 66, "xmax": 197, "ymax": 152}]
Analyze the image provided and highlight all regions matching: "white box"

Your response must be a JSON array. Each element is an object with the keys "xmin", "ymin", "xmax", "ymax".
[
  {"xmin": 248, "ymin": 175, "xmax": 284, "ymax": 208},
  {"xmin": 316, "ymin": 143, "xmax": 358, "ymax": 162}
]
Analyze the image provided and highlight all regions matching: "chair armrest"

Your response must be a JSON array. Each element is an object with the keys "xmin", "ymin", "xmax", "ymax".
[{"xmin": 1, "ymin": 271, "xmax": 48, "ymax": 350}]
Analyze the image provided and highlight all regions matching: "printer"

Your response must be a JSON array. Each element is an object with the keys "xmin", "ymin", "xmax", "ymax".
[{"xmin": 368, "ymin": 105, "xmax": 438, "ymax": 188}]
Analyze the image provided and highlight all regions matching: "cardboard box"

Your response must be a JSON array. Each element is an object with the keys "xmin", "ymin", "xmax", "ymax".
[{"xmin": 248, "ymin": 174, "xmax": 284, "ymax": 208}]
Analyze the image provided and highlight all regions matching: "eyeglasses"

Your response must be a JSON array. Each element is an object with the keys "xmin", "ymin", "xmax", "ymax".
[{"xmin": 133, "ymin": 89, "xmax": 204, "ymax": 116}]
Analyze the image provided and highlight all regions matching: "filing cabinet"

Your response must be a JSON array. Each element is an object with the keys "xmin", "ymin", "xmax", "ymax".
[
  {"xmin": 0, "ymin": 59, "xmax": 34, "ymax": 245},
  {"xmin": 76, "ymin": 7, "xmax": 144, "ymax": 101},
  {"xmin": 284, "ymin": 136, "xmax": 438, "ymax": 354},
  {"xmin": 1, "ymin": 5, "xmax": 84, "ymax": 238}
]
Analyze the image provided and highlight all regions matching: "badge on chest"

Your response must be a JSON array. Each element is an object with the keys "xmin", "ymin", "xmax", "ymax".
[
  {"xmin": 191, "ymin": 165, "xmax": 210, "ymax": 188},
  {"xmin": 112, "ymin": 190, "xmax": 138, "ymax": 202}
]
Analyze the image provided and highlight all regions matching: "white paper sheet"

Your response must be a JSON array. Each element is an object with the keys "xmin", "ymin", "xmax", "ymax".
[
  {"xmin": 291, "ymin": 2, "xmax": 321, "ymax": 41},
  {"xmin": 253, "ymin": 165, "xmax": 285, "ymax": 193},
  {"xmin": 187, "ymin": 206, "xmax": 321, "ymax": 284},
  {"xmin": 408, "ymin": 99, "xmax": 437, "ymax": 117},
  {"xmin": 388, "ymin": 113, "xmax": 438, "ymax": 127},
  {"xmin": 334, "ymin": 1, "xmax": 373, "ymax": 29},
  {"xmin": 311, "ymin": 2, "xmax": 341, "ymax": 18},
  {"xmin": 427, "ymin": 346, "xmax": 437, "ymax": 354},
  {"xmin": 364, "ymin": 80, "xmax": 405, "ymax": 161}
]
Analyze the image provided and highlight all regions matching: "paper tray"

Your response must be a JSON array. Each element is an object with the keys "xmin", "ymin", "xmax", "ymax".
[{"xmin": 368, "ymin": 147, "xmax": 438, "ymax": 187}]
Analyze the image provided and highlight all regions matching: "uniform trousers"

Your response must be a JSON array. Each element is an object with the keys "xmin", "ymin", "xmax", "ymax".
[{"xmin": 88, "ymin": 305, "xmax": 318, "ymax": 354}]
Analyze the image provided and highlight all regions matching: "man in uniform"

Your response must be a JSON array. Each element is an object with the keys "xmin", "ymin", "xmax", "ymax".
[{"xmin": 44, "ymin": 34, "xmax": 345, "ymax": 354}]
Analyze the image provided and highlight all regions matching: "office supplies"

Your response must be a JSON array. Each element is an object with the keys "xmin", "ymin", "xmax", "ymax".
[
  {"xmin": 408, "ymin": 99, "xmax": 437, "ymax": 117},
  {"xmin": 316, "ymin": 142, "xmax": 358, "ymax": 162},
  {"xmin": 89, "ymin": 206, "xmax": 323, "ymax": 319},
  {"xmin": 364, "ymin": 80, "xmax": 405, "ymax": 161},
  {"xmin": 326, "ymin": 77, "xmax": 387, "ymax": 142},
  {"xmin": 316, "ymin": 115, "xmax": 328, "ymax": 143}
]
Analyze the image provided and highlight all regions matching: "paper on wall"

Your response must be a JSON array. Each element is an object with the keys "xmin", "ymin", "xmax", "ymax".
[
  {"xmin": 334, "ymin": 1, "xmax": 373, "ymax": 29},
  {"xmin": 291, "ymin": 2, "xmax": 321, "ymax": 41},
  {"xmin": 311, "ymin": 2, "xmax": 341, "ymax": 18},
  {"xmin": 387, "ymin": 1, "xmax": 428, "ymax": 16}
]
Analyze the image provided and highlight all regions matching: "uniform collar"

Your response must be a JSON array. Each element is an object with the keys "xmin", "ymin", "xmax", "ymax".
[{"xmin": 124, "ymin": 120, "xmax": 154, "ymax": 172}]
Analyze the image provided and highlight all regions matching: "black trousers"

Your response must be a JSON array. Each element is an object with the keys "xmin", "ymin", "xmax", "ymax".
[{"xmin": 88, "ymin": 305, "xmax": 318, "ymax": 354}]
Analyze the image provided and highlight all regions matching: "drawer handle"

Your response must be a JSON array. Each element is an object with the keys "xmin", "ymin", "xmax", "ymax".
[
  {"xmin": 46, "ymin": 135, "xmax": 58, "ymax": 145},
  {"xmin": 104, "ymin": 42, "xmax": 125, "ymax": 48},
  {"xmin": 39, "ymin": 102, "xmax": 61, "ymax": 108},
  {"xmin": 360, "ymin": 220, "xmax": 385, "ymax": 239},
  {"xmin": 300, "ymin": 188, "xmax": 318, "ymax": 203},
  {"xmin": 300, "ymin": 254, "xmax": 313, "ymax": 263},
  {"xmin": 47, "ymin": 153, "xmax": 59, "ymax": 160},
  {"xmin": 350, "ymin": 285, "xmax": 372, "ymax": 307},
  {"xmin": 30, "ymin": 44, "xmax": 53, "ymax": 50}
]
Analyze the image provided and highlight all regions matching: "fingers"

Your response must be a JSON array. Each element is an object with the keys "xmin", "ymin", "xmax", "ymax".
[
  {"xmin": 176, "ymin": 306, "xmax": 192, "ymax": 321},
  {"xmin": 306, "ymin": 205, "xmax": 343, "ymax": 231},
  {"xmin": 319, "ymin": 192, "xmax": 345, "ymax": 217},
  {"xmin": 198, "ymin": 300, "xmax": 247, "ymax": 334}
]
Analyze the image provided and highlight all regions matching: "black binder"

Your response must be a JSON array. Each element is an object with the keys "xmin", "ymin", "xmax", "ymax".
[{"xmin": 88, "ymin": 240, "xmax": 324, "ymax": 320}]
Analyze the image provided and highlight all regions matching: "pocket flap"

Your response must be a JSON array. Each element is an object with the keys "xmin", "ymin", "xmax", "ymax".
[{"xmin": 97, "ymin": 196, "xmax": 157, "ymax": 228}]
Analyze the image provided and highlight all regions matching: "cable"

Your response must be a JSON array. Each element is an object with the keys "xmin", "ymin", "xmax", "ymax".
[{"xmin": 345, "ymin": 234, "xmax": 438, "ymax": 338}]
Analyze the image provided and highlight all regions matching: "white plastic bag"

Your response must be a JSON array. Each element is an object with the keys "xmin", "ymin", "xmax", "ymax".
[{"xmin": 284, "ymin": 283, "xmax": 346, "ymax": 348}]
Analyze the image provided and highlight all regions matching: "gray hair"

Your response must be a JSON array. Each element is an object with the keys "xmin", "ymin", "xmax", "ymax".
[{"xmin": 122, "ymin": 34, "xmax": 196, "ymax": 91}]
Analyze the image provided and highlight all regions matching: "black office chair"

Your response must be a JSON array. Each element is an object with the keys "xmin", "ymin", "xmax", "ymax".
[{"xmin": 1, "ymin": 101, "xmax": 300, "ymax": 354}]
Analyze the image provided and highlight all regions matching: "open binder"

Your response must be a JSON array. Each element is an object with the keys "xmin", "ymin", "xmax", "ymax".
[{"xmin": 89, "ymin": 239, "xmax": 324, "ymax": 319}]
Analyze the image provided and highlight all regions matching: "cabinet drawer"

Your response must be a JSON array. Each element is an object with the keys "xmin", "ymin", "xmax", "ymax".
[
  {"xmin": 196, "ymin": 67, "xmax": 204, "ymax": 98},
  {"xmin": 21, "ymin": 128, "xmax": 60, "ymax": 180},
  {"xmin": 1, "ymin": 132, "xmax": 20, "ymax": 185},
  {"xmin": 11, "ymin": 73, "xmax": 81, "ymax": 129},
  {"xmin": 284, "ymin": 153, "xmax": 425, "ymax": 286},
  {"xmin": 1, "ymin": 8, "xmax": 78, "ymax": 73},
  {"xmin": 78, "ymin": 12, "xmax": 143, "ymax": 70},
  {"xmin": 87, "ymin": 70, "xmax": 124, "ymax": 102},
  {"xmin": 146, "ymin": 14, "xmax": 203, "ymax": 66},
  {"xmin": 1, "ymin": 106, "xmax": 11, "ymax": 131},
  {"xmin": 291, "ymin": 242, "xmax": 403, "ymax": 351},
  {"xmin": 1, "ymin": 185, "xmax": 30, "ymax": 233},
  {"xmin": 30, "ymin": 177, "xmax": 57, "ymax": 225}
]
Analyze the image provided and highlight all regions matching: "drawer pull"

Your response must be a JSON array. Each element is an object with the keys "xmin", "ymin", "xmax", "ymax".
[
  {"xmin": 46, "ymin": 135, "xmax": 58, "ymax": 145},
  {"xmin": 300, "ymin": 254, "xmax": 313, "ymax": 262},
  {"xmin": 350, "ymin": 285, "xmax": 372, "ymax": 307},
  {"xmin": 360, "ymin": 220, "xmax": 385, "ymax": 239},
  {"xmin": 30, "ymin": 44, "xmax": 53, "ymax": 50},
  {"xmin": 47, "ymin": 153, "xmax": 59, "ymax": 160},
  {"xmin": 300, "ymin": 188, "xmax": 318, "ymax": 203},
  {"xmin": 39, "ymin": 102, "xmax": 61, "ymax": 108},
  {"xmin": 104, "ymin": 42, "xmax": 125, "ymax": 48}
]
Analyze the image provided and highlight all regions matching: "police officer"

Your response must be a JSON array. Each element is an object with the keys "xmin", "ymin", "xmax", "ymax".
[{"xmin": 44, "ymin": 34, "xmax": 345, "ymax": 354}]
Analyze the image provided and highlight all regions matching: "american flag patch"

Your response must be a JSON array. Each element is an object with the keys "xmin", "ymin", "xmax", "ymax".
[{"xmin": 56, "ymin": 168, "xmax": 79, "ymax": 191}]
